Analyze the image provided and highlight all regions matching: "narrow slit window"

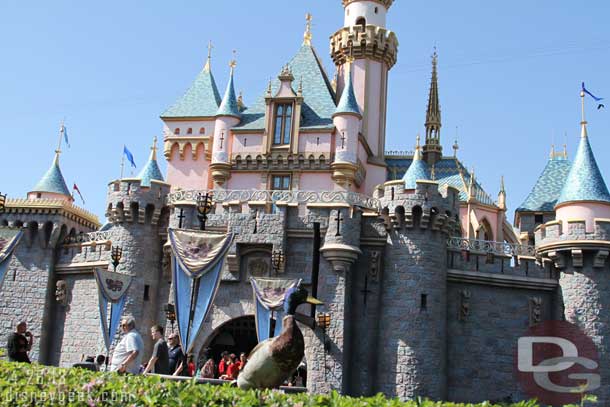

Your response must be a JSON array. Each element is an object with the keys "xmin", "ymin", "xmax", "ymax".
[
  {"xmin": 144, "ymin": 285, "xmax": 150, "ymax": 301},
  {"xmin": 273, "ymin": 103, "xmax": 293, "ymax": 145},
  {"xmin": 420, "ymin": 294, "xmax": 428, "ymax": 310}
]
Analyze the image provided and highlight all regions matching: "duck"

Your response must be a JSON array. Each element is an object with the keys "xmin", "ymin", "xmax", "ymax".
[{"xmin": 237, "ymin": 284, "xmax": 322, "ymax": 390}]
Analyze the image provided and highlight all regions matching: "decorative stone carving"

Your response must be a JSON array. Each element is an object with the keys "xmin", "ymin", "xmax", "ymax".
[
  {"xmin": 55, "ymin": 280, "xmax": 68, "ymax": 306},
  {"xmin": 248, "ymin": 257, "xmax": 269, "ymax": 277},
  {"xmin": 547, "ymin": 250, "xmax": 565, "ymax": 269},
  {"xmin": 594, "ymin": 250, "xmax": 609, "ymax": 268},
  {"xmin": 571, "ymin": 249, "xmax": 583, "ymax": 268},
  {"xmin": 320, "ymin": 243, "xmax": 362, "ymax": 273},
  {"xmin": 459, "ymin": 289, "xmax": 471, "ymax": 321},
  {"xmin": 369, "ymin": 250, "xmax": 381, "ymax": 282},
  {"xmin": 529, "ymin": 296, "xmax": 543, "ymax": 327}
]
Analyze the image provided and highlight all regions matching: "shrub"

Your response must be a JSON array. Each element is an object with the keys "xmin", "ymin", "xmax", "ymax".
[{"xmin": 0, "ymin": 360, "xmax": 554, "ymax": 407}]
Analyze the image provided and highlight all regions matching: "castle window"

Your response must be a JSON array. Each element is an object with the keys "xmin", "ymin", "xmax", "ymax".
[
  {"xmin": 174, "ymin": 128, "xmax": 180, "ymax": 135},
  {"xmin": 374, "ymin": 6, "xmax": 378, "ymax": 14},
  {"xmin": 271, "ymin": 175, "xmax": 291, "ymax": 191},
  {"xmin": 535, "ymin": 214, "xmax": 544, "ymax": 224},
  {"xmin": 144, "ymin": 285, "xmax": 150, "ymax": 301},
  {"xmin": 273, "ymin": 103, "xmax": 293, "ymax": 145},
  {"xmin": 420, "ymin": 294, "xmax": 428, "ymax": 310},
  {"xmin": 199, "ymin": 127, "xmax": 205, "ymax": 135},
  {"xmin": 356, "ymin": 17, "xmax": 366, "ymax": 30},
  {"xmin": 187, "ymin": 128, "xmax": 193, "ymax": 134},
  {"xmin": 36, "ymin": 193, "xmax": 41, "ymax": 199}
]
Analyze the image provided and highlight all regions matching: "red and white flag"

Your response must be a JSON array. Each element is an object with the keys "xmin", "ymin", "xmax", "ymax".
[{"xmin": 73, "ymin": 183, "xmax": 85, "ymax": 205}]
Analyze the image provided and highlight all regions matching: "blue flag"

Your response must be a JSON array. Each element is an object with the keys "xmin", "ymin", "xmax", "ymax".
[
  {"xmin": 582, "ymin": 82, "xmax": 604, "ymax": 101},
  {"xmin": 61, "ymin": 123, "xmax": 70, "ymax": 148},
  {"xmin": 123, "ymin": 145, "xmax": 136, "ymax": 168}
]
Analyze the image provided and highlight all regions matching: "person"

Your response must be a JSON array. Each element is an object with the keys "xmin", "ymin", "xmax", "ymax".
[
  {"xmin": 110, "ymin": 317, "xmax": 143, "ymax": 374},
  {"xmin": 186, "ymin": 354, "xmax": 196, "ymax": 377},
  {"xmin": 167, "ymin": 333, "xmax": 186, "ymax": 376},
  {"xmin": 238, "ymin": 352, "xmax": 247, "ymax": 372},
  {"xmin": 227, "ymin": 353, "xmax": 241, "ymax": 379},
  {"xmin": 142, "ymin": 325, "xmax": 170, "ymax": 375},
  {"xmin": 6, "ymin": 321, "xmax": 33, "ymax": 363},
  {"xmin": 200, "ymin": 348, "xmax": 215, "ymax": 379},
  {"xmin": 95, "ymin": 354, "xmax": 106, "ymax": 371},
  {"xmin": 217, "ymin": 351, "xmax": 229, "ymax": 378}
]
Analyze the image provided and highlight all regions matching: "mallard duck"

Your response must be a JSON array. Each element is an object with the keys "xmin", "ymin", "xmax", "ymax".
[{"xmin": 237, "ymin": 284, "xmax": 322, "ymax": 390}]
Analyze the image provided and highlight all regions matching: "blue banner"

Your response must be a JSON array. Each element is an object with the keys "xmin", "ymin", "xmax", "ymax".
[
  {"xmin": 169, "ymin": 229, "xmax": 235, "ymax": 354},
  {"xmin": 94, "ymin": 268, "xmax": 133, "ymax": 353},
  {"xmin": 0, "ymin": 229, "xmax": 23, "ymax": 292},
  {"xmin": 251, "ymin": 277, "xmax": 299, "ymax": 343}
]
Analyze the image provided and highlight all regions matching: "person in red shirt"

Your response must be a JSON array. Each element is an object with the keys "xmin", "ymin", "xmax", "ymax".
[
  {"xmin": 186, "ymin": 354, "xmax": 196, "ymax": 377},
  {"xmin": 225, "ymin": 354, "xmax": 240, "ymax": 380},
  {"xmin": 217, "ymin": 351, "xmax": 230, "ymax": 378}
]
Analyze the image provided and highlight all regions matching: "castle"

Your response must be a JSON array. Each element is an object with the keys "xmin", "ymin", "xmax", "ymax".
[{"xmin": 1, "ymin": 0, "xmax": 609, "ymax": 403}]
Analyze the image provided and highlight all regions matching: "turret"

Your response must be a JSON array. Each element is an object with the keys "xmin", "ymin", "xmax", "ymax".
[
  {"xmin": 537, "ymin": 90, "xmax": 610, "ymax": 404},
  {"xmin": 401, "ymin": 135, "xmax": 429, "ymax": 190},
  {"xmin": 105, "ymin": 155, "xmax": 171, "ymax": 355},
  {"xmin": 331, "ymin": 0, "xmax": 398, "ymax": 174},
  {"xmin": 28, "ymin": 152, "xmax": 73, "ymax": 202},
  {"xmin": 332, "ymin": 58, "xmax": 362, "ymax": 189},
  {"xmin": 422, "ymin": 51, "xmax": 442, "ymax": 166},
  {"xmin": 376, "ymin": 176, "xmax": 459, "ymax": 400},
  {"xmin": 210, "ymin": 59, "xmax": 241, "ymax": 186}
]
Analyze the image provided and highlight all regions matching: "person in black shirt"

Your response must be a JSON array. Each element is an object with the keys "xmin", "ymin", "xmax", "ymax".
[
  {"xmin": 7, "ymin": 321, "xmax": 33, "ymax": 363},
  {"xmin": 143, "ymin": 325, "xmax": 170, "ymax": 375},
  {"xmin": 167, "ymin": 332, "xmax": 186, "ymax": 376}
]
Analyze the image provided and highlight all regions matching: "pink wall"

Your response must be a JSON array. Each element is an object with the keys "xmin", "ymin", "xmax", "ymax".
[
  {"xmin": 232, "ymin": 134, "xmax": 263, "ymax": 156},
  {"xmin": 163, "ymin": 120, "xmax": 215, "ymax": 139},
  {"xmin": 166, "ymin": 143, "xmax": 209, "ymax": 191},
  {"xmin": 212, "ymin": 117, "xmax": 239, "ymax": 163},
  {"xmin": 459, "ymin": 205, "xmax": 502, "ymax": 241},
  {"xmin": 27, "ymin": 191, "xmax": 73, "ymax": 202},
  {"xmin": 299, "ymin": 173, "xmax": 334, "ymax": 191},
  {"xmin": 556, "ymin": 202, "xmax": 610, "ymax": 233},
  {"xmin": 298, "ymin": 132, "xmax": 332, "ymax": 154},
  {"xmin": 227, "ymin": 173, "xmax": 262, "ymax": 190}
]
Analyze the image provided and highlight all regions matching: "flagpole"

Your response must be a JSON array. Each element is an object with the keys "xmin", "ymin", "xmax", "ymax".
[
  {"xmin": 56, "ymin": 119, "xmax": 64, "ymax": 154},
  {"xmin": 120, "ymin": 148, "xmax": 125, "ymax": 180}
]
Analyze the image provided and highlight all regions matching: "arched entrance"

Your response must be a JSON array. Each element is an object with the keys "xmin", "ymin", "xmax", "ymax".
[{"xmin": 203, "ymin": 316, "xmax": 258, "ymax": 363}]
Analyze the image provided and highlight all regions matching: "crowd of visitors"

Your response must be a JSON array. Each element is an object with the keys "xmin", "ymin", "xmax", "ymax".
[{"xmin": 4, "ymin": 317, "xmax": 304, "ymax": 386}]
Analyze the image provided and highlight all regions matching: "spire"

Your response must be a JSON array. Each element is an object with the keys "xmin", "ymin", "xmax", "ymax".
[
  {"xmin": 423, "ymin": 49, "xmax": 442, "ymax": 165},
  {"xmin": 216, "ymin": 53, "xmax": 241, "ymax": 118},
  {"xmin": 333, "ymin": 57, "xmax": 361, "ymax": 117},
  {"xmin": 468, "ymin": 168, "xmax": 476, "ymax": 202},
  {"xmin": 204, "ymin": 40, "xmax": 213, "ymax": 72},
  {"xmin": 30, "ymin": 151, "xmax": 72, "ymax": 198},
  {"xmin": 137, "ymin": 136, "xmax": 165, "ymax": 187},
  {"xmin": 303, "ymin": 13, "xmax": 313, "ymax": 46},
  {"xmin": 498, "ymin": 176, "xmax": 507, "ymax": 211},
  {"xmin": 556, "ymin": 90, "xmax": 610, "ymax": 206},
  {"xmin": 402, "ymin": 135, "xmax": 429, "ymax": 189}
]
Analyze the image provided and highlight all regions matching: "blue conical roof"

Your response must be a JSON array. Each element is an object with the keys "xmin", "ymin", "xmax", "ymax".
[
  {"xmin": 334, "ymin": 64, "xmax": 361, "ymax": 117},
  {"xmin": 31, "ymin": 153, "xmax": 71, "ymax": 197},
  {"xmin": 137, "ymin": 143, "xmax": 164, "ymax": 187},
  {"xmin": 216, "ymin": 67, "xmax": 241, "ymax": 118},
  {"xmin": 161, "ymin": 63, "xmax": 221, "ymax": 118},
  {"xmin": 402, "ymin": 145, "xmax": 429, "ymax": 189},
  {"xmin": 556, "ymin": 127, "xmax": 610, "ymax": 206}
]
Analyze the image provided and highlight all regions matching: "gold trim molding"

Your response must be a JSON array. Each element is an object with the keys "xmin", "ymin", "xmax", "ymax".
[{"xmin": 5, "ymin": 199, "xmax": 100, "ymax": 229}]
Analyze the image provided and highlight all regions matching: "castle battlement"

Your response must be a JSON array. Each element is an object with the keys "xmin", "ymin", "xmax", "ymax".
[{"xmin": 106, "ymin": 179, "xmax": 170, "ymax": 225}]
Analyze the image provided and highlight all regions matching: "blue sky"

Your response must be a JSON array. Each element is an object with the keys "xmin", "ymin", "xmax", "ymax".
[{"xmin": 1, "ymin": 1, "xmax": 609, "ymax": 222}]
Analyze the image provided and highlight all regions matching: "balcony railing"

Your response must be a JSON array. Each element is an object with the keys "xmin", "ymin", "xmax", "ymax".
[
  {"xmin": 167, "ymin": 189, "xmax": 381, "ymax": 210},
  {"xmin": 447, "ymin": 237, "xmax": 536, "ymax": 257}
]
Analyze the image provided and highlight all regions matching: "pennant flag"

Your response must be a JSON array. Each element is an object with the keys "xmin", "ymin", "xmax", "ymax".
[
  {"xmin": 94, "ymin": 268, "xmax": 133, "ymax": 353},
  {"xmin": 0, "ymin": 228, "xmax": 24, "ymax": 292},
  {"xmin": 60, "ymin": 123, "xmax": 70, "ymax": 148},
  {"xmin": 169, "ymin": 228, "xmax": 234, "ymax": 353},
  {"xmin": 251, "ymin": 277, "xmax": 300, "ymax": 342},
  {"xmin": 582, "ymin": 82, "xmax": 604, "ymax": 102},
  {"xmin": 73, "ymin": 183, "xmax": 85, "ymax": 205},
  {"xmin": 123, "ymin": 146, "xmax": 137, "ymax": 168}
]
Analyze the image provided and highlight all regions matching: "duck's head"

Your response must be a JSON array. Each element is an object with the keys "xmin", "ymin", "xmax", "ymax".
[{"xmin": 283, "ymin": 284, "xmax": 323, "ymax": 315}]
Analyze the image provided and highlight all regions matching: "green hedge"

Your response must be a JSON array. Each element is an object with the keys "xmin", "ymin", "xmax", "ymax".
[{"xmin": 0, "ymin": 360, "xmax": 571, "ymax": 406}]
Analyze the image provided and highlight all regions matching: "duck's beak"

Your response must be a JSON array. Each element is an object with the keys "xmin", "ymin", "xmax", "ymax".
[{"xmin": 306, "ymin": 296, "xmax": 323, "ymax": 305}]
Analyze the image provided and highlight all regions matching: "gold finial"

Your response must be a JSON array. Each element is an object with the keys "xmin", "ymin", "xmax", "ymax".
[
  {"xmin": 229, "ymin": 50, "xmax": 237, "ymax": 72},
  {"xmin": 151, "ymin": 136, "xmax": 158, "ymax": 160},
  {"xmin": 416, "ymin": 134, "xmax": 421, "ymax": 150},
  {"xmin": 500, "ymin": 175, "xmax": 505, "ymax": 193},
  {"xmin": 266, "ymin": 78, "xmax": 272, "ymax": 96},
  {"xmin": 563, "ymin": 143, "xmax": 568, "ymax": 159},
  {"xmin": 550, "ymin": 144, "xmax": 555, "ymax": 159},
  {"xmin": 303, "ymin": 13, "xmax": 313, "ymax": 45},
  {"xmin": 204, "ymin": 40, "xmax": 213, "ymax": 71}
]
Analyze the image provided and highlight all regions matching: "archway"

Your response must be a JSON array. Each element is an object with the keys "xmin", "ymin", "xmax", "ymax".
[{"xmin": 203, "ymin": 316, "xmax": 258, "ymax": 364}]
